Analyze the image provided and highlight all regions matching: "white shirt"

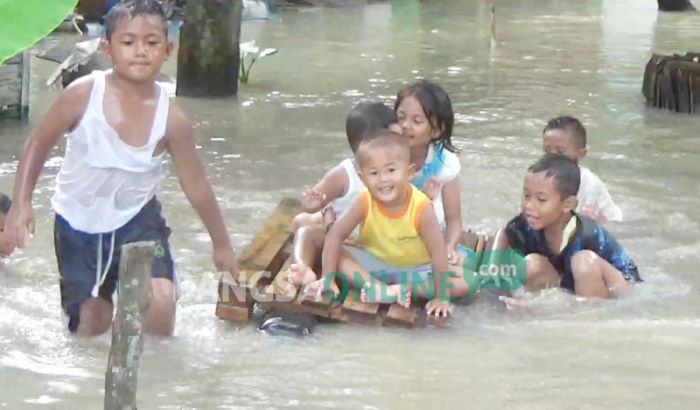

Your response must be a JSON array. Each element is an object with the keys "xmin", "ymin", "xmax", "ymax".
[
  {"xmin": 51, "ymin": 70, "xmax": 170, "ymax": 233},
  {"xmin": 411, "ymin": 145, "xmax": 461, "ymax": 227},
  {"xmin": 577, "ymin": 166, "xmax": 623, "ymax": 222},
  {"xmin": 330, "ymin": 158, "xmax": 364, "ymax": 216}
]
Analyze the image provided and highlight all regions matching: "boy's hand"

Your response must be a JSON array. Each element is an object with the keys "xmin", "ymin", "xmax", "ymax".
[
  {"xmin": 5, "ymin": 204, "xmax": 34, "ymax": 250},
  {"xmin": 426, "ymin": 298, "xmax": 453, "ymax": 317},
  {"xmin": 302, "ymin": 186, "xmax": 327, "ymax": 212},
  {"xmin": 422, "ymin": 177, "xmax": 443, "ymax": 200},
  {"xmin": 213, "ymin": 246, "xmax": 239, "ymax": 276}
]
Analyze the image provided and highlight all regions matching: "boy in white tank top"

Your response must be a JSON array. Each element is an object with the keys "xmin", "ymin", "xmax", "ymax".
[
  {"xmin": 542, "ymin": 116, "xmax": 623, "ymax": 223},
  {"xmin": 4, "ymin": 0, "xmax": 238, "ymax": 337},
  {"xmin": 287, "ymin": 102, "xmax": 401, "ymax": 286}
]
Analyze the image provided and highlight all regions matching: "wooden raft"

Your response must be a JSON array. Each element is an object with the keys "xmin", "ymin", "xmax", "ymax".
[{"xmin": 216, "ymin": 198, "xmax": 488, "ymax": 328}]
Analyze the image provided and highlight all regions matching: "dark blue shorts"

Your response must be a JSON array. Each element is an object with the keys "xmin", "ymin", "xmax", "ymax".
[{"xmin": 54, "ymin": 197, "xmax": 174, "ymax": 332}]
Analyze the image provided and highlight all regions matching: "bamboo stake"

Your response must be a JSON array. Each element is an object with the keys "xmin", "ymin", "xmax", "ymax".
[{"xmin": 104, "ymin": 242, "xmax": 155, "ymax": 410}]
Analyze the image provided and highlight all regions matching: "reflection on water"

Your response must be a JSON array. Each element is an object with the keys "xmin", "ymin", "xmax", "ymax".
[{"xmin": 1, "ymin": 0, "xmax": 700, "ymax": 408}]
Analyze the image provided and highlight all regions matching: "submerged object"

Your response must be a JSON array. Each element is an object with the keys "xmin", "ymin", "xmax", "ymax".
[{"xmin": 257, "ymin": 307, "xmax": 317, "ymax": 336}]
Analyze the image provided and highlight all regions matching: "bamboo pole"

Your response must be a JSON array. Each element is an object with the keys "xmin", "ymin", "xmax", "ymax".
[{"xmin": 104, "ymin": 241, "xmax": 155, "ymax": 410}]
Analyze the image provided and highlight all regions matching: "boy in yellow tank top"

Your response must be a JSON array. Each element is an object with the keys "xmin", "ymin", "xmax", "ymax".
[{"xmin": 319, "ymin": 130, "xmax": 473, "ymax": 316}]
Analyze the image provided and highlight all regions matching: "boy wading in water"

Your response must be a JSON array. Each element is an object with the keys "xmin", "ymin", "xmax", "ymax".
[{"xmin": 5, "ymin": 0, "xmax": 239, "ymax": 336}]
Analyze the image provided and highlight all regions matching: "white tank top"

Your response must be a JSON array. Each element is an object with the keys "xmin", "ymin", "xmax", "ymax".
[
  {"xmin": 330, "ymin": 158, "xmax": 364, "ymax": 216},
  {"xmin": 51, "ymin": 70, "xmax": 170, "ymax": 234}
]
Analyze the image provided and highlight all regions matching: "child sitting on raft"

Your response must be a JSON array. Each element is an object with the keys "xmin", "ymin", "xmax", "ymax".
[
  {"xmin": 321, "ymin": 130, "xmax": 473, "ymax": 316},
  {"xmin": 395, "ymin": 80, "xmax": 465, "ymax": 263},
  {"xmin": 500, "ymin": 153, "xmax": 640, "ymax": 298},
  {"xmin": 542, "ymin": 116, "xmax": 623, "ymax": 223},
  {"xmin": 287, "ymin": 102, "xmax": 401, "ymax": 286}
]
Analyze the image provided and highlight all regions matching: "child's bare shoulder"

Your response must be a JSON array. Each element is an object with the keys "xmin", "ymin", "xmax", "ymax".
[
  {"xmin": 164, "ymin": 98, "xmax": 194, "ymax": 140},
  {"xmin": 44, "ymin": 76, "xmax": 95, "ymax": 128}
]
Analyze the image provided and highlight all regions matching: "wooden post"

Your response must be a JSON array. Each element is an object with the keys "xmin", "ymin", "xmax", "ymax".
[
  {"xmin": 20, "ymin": 49, "xmax": 30, "ymax": 122},
  {"xmin": 176, "ymin": 0, "xmax": 243, "ymax": 97},
  {"xmin": 104, "ymin": 242, "xmax": 155, "ymax": 410}
]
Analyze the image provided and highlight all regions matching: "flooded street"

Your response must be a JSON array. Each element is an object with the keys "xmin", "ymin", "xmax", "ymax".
[{"xmin": 1, "ymin": 0, "xmax": 700, "ymax": 408}]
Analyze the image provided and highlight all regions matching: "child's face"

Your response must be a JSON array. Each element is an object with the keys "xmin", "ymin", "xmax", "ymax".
[
  {"xmin": 521, "ymin": 171, "xmax": 575, "ymax": 230},
  {"xmin": 359, "ymin": 146, "xmax": 414, "ymax": 206},
  {"xmin": 102, "ymin": 15, "xmax": 172, "ymax": 83},
  {"xmin": 543, "ymin": 129, "xmax": 586, "ymax": 162},
  {"xmin": 396, "ymin": 95, "xmax": 439, "ymax": 149}
]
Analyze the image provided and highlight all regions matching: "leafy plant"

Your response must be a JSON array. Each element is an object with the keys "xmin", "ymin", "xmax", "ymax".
[
  {"xmin": 239, "ymin": 40, "xmax": 278, "ymax": 84},
  {"xmin": 0, "ymin": 0, "xmax": 79, "ymax": 63}
]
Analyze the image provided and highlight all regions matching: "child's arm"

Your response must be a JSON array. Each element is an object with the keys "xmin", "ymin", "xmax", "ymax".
[
  {"xmin": 441, "ymin": 177, "xmax": 464, "ymax": 262},
  {"xmin": 5, "ymin": 81, "xmax": 91, "ymax": 249},
  {"xmin": 417, "ymin": 203, "xmax": 452, "ymax": 316},
  {"xmin": 302, "ymin": 165, "xmax": 349, "ymax": 213},
  {"xmin": 165, "ymin": 101, "xmax": 238, "ymax": 274},
  {"xmin": 321, "ymin": 194, "xmax": 364, "ymax": 282}
]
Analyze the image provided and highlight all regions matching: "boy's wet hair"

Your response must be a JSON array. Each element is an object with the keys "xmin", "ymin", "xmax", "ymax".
[
  {"xmin": 395, "ymin": 80, "xmax": 457, "ymax": 153},
  {"xmin": 528, "ymin": 153, "xmax": 581, "ymax": 199},
  {"xmin": 0, "ymin": 193, "xmax": 12, "ymax": 214},
  {"xmin": 543, "ymin": 116, "xmax": 587, "ymax": 148},
  {"xmin": 104, "ymin": 0, "xmax": 168, "ymax": 40},
  {"xmin": 355, "ymin": 130, "xmax": 410, "ymax": 167},
  {"xmin": 346, "ymin": 102, "xmax": 398, "ymax": 153}
]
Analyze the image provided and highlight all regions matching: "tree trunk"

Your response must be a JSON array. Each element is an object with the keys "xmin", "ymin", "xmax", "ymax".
[
  {"xmin": 176, "ymin": 0, "xmax": 242, "ymax": 97},
  {"xmin": 657, "ymin": 0, "xmax": 696, "ymax": 11}
]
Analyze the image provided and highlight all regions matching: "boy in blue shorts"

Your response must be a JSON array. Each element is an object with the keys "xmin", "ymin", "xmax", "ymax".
[
  {"xmin": 4, "ymin": 0, "xmax": 238, "ymax": 336},
  {"xmin": 503, "ymin": 153, "xmax": 640, "ymax": 298}
]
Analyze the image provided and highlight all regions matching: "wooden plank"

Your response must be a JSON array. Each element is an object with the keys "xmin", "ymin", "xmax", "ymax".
[
  {"xmin": 216, "ymin": 198, "xmax": 301, "ymax": 322},
  {"xmin": 384, "ymin": 304, "xmax": 418, "ymax": 328},
  {"xmin": 274, "ymin": 286, "xmax": 336, "ymax": 317},
  {"xmin": 238, "ymin": 197, "xmax": 300, "ymax": 272},
  {"xmin": 214, "ymin": 304, "xmax": 249, "ymax": 323},
  {"xmin": 341, "ymin": 291, "xmax": 380, "ymax": 322}
]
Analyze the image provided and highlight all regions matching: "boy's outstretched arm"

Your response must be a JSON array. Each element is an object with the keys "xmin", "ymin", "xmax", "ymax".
[
  {"xmin": 165, "ymin": 101, "xmax": 238, "ymax": 275},
  {"xmin": 418, "ymin": 203, "xmax": 452, "ymax": 316},
  {"xmin": 302, "ymin": 165, "xmax": 348, "ymax": 213},
  {"xmin": 6, "ymin": 81, "xmax": 91, "ymax": 250}
]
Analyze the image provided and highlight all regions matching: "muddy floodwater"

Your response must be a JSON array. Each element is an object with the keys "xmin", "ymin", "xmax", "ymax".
[{"xmin": 1, "ymin": 0, "xmax": 699, "ymax": 408}]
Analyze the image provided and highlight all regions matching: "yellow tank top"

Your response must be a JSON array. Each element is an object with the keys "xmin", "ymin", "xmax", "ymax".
[{"xmin": 355, "ymin": 185, "xmax": 432, "ymax": 266}]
